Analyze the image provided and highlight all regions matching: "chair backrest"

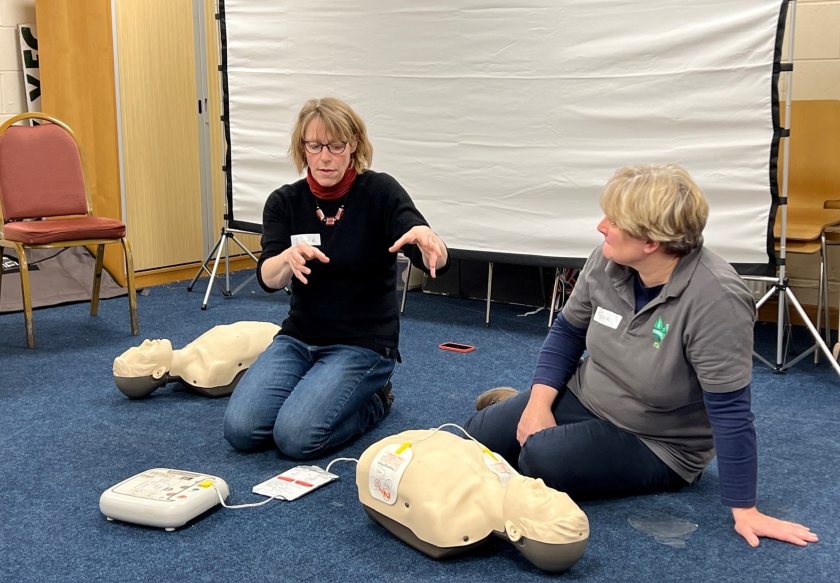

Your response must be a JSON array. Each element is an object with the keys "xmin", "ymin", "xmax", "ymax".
[{"xmin": 0, "ymin": 117, "xmax": 89, "ymax": 222}]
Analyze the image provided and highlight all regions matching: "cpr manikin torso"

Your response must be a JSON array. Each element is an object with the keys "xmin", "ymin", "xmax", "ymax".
[
  {"xmin": 112, "ymin": 321, "xmax": 280, "ymax": 398},
  {"xmin": 356, "ymin": 429, "xmax": 589, "ymax": 572}
]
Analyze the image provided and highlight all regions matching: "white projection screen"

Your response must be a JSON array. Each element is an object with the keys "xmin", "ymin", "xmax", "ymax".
[{"xmin": 220, "ymin": 0, "xmax": 786, "ymax": 273}]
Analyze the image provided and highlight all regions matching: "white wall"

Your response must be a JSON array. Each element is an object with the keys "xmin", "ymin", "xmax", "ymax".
[
  {"xmin": 792, "ymin": 0, "xmax": 840, "ymax": 100},
  {"xmin": 0, "ymin": 0, "xmax": 36, "ymax": 126},
  {"xmin": 784, "ymin": 1, "xmax": 840, "ymax": 305}
]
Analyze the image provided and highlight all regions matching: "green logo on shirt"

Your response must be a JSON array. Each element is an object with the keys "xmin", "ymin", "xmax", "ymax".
[{"xmin": 652, "ymin": 317, "xmax": 669, "ymax": 349}]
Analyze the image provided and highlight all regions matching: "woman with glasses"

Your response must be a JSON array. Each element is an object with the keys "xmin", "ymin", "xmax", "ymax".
[
  {"xmin": 224, "ymin": 97, "xmax": 448, "ymax": 459},
  {"xmin": 465, "ymin": 164, "xmax": 817, "ymax": 548}
]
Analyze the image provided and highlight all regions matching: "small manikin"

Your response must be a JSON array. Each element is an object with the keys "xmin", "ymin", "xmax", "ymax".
[
  {"xmin": 356, "ymin": 428, "xmax": 590, "ymax": 573},
  {"xmin": 113, "ymin": 321, "xmax": 280, "ymax": 398}
]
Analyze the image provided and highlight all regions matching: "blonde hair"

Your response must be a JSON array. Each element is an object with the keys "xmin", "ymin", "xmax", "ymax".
[
  {"xmin": 288, "ymin": 97, "xmax": 373, "ymax": 174},
  {"xmin": 600, "ymin": 164, "xmax": 709, "ymax": 256}
]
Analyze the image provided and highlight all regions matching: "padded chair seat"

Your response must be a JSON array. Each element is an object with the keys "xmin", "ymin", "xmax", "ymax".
[
  {"xmin": 0, "ymin": 112, "xmax": 139, "ymax": 348},
  {"xmin": 3, "ymin": 216, "xmax": 126, "ymax": 244}
]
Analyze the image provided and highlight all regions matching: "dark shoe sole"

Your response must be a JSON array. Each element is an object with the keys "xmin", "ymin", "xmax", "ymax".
[{"xmin": 475, "ymin": 386, "xmax": 518, "ymax": 411}]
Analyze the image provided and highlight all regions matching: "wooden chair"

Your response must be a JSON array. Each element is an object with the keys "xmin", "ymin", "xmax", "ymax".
[
  {"xmin": 773, "ymin": 207, "xmax": 840, "ymax": 365},
  {"xmin": 0, "ymin": 112, "xmax": 139, "ymax": 347}
]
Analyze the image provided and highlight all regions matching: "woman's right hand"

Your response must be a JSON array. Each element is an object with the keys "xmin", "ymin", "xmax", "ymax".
[
  {"xmin": 285, "ymin": 242, "xmax": 330, "ymax": 285},
  {"xmin": 516, "ymin": 384, "xmax": 558, "ymax": 445},
  {"xmin": 260, "ymin": 243, "xmax": 330, "ymax": 289}
]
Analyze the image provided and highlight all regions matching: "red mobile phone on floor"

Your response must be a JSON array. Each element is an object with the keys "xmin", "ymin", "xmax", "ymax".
[{"xmin": 439, "ymin": 342, "xmax": 476, "ymax": 353}]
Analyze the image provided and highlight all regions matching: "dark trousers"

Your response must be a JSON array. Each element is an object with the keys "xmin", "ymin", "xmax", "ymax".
[{"xmin": 464, "ymin": 388, "xmax": 689, "ymax": 500}]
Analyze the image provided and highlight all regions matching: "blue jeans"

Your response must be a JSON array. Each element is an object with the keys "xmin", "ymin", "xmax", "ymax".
[
  {"xmin": 464, "ymin": 388, "xmax": 688, "ymax": 499},
  {"xmin": 223, "ymin": 335, "xmax": 396, "ymax": 459}
]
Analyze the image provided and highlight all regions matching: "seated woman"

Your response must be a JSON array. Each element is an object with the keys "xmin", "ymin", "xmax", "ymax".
[
  {"xmin": 223, "ymin": 97, "xmax": 449, "ymax": 459},
  {"xmin": 465, "ymin": 164, "xmax": 818, "ymax": 548},
  {"xmin": 113, "ymin": 321, "xmax": 280, "ymax": 398}
]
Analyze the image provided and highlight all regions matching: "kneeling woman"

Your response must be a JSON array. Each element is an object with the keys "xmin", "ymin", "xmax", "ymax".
[{"xmin": 224, "ymin": 97, "xmax": 448, "ymax": 459}]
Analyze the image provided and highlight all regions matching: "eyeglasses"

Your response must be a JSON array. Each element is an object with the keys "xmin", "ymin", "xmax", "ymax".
[{"xmin": 303, "ymin": 141, "xmax": 348, "ymax": 155}]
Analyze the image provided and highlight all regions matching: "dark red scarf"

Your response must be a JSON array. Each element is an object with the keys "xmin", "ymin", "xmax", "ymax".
[{"xmin": 306, "ymin": 166, "xmax": 357, "ymax": 201}]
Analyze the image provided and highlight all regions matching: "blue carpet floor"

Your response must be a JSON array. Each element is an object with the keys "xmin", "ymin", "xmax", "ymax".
[{"xmin": 1, "ymin": 274, "xmax": 837, "ymax": 582}]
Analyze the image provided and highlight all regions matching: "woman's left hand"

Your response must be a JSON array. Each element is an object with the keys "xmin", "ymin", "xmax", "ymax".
[
  {"xmin": 389, "ymin": 225, "xmax": 448, "ymax": 278},
  {"xmin": 731, "ymin": 507, "xmax": 819, "ymax": 547}
]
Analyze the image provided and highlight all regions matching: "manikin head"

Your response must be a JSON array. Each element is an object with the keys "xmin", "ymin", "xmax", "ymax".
[
  {"xmin": 501, "ymin": 475, "xmax": 590, "ymax": 572},
  {"xmin": 112, "ymin": 339, "xmax": 175, "ymax": 398}
]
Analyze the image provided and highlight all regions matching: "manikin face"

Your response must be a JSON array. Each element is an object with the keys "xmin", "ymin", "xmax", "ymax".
[
  {"xmin": 112, "ymin": 339, "xmax": 173, "ymax": 379},
  {"xmin": 303, "ymin": 117, "xmax": 357, "ymax": 187},
  {"xmin": 596, "ymin": 216, "xmax": 655, "ymax": 267},
  {"xmin": 502, "ymin": 476, "xmax": 589, "ymax": 545}
]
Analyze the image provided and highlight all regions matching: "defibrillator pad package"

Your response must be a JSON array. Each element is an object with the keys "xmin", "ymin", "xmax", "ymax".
[{"xmin": 252, "ymin": 465, "xmax": 339, "ymax": 501}]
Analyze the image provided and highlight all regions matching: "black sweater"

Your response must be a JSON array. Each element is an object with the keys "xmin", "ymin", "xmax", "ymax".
[{"xmin": 257, "ymin": 170, "xmax": 446, "ymax": 358}]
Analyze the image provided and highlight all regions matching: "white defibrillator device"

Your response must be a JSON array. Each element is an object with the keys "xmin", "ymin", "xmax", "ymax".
[{"xmin": 100, "ymin": 468, "xmax": 229, "ymax": 531}]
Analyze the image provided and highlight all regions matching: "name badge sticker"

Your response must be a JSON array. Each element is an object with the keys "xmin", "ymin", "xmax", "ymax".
[
  {"xmin": 291, "ymin": 233, "xmax": 321, "ymax": 247},
  {"xmin": 594, "ymin": 306, "xmax": 622, "ymax": 330}
]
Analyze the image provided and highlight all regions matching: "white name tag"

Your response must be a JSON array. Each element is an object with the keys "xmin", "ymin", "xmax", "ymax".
[
  {"xmin": 594, "ymin": 306, "xmax": 622, "ymax": 329},
  {"xmin": 291, "ymin": 233, "xmax": 321, "ymax": 247}
]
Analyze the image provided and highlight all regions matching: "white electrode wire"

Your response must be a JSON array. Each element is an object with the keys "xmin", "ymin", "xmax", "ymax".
[
  {"xmin": 210, "ymin": 457, "xmax": 359, "ymax": 510},
  {"xmin": 327, "ymin": 425, "xmax": 484, "ymax": 475},
  {"xmin": 325, "ymin": 457, "xmax": 358, "ymax": 474},
  {"xmin": 398, "ymin": 423, "xmax": 519, "ymax": 476},
  {"xmin": 213, "ymin": 484, "xmax": 280, "ymax": 508},
  {"xmin": 209, "ymin": 425, "xmax": 488, "ymax": 511},
  {"xmin": 414, "ymin": 422, "xmax": 483, "ymax": 448}
]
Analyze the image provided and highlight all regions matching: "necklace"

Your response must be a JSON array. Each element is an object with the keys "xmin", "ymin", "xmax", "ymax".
[{"xmin": 314, "ymin": 201, "xmax": 345, "ymax": 226}]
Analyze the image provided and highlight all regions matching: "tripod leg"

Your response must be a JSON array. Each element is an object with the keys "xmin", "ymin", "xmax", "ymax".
[
  {"xmin": 224, "ymin": 232, "xmax": 232, "ymax": 296},
  {"xmin": 548, "ymin": 268, "xmax": 561, "ymax": 328},
  {"xmin": 776, "ymin": 284, "xmax": 786, "ymax": 371},
  {"xmin": 188, "ymin": 234, "xmax": 223, "ymax": 291},
  {"xmin": 485, "ymin": 262, "xmax": 494, "ymax": 327},
  {"xmin": 785, "ymin": 287, "xmax": 840, "ymax": 377},
  {"xmin": 201, "ymin": 233, "xmax": 228, "ymax": 310},
  {"xmin": 812, "ymin": 234, "xmax": 829, "ymax": 364},
  {"xmin": 226, "ymin": 234, "xmax": 260, "ymax": 296},
  {"xmin": 228, "ymin": 233, "xmax": 260, "ymax": 263},
  {"xmin": 400, "ymin": 262, "xmax": 411, "ymax": 315}
]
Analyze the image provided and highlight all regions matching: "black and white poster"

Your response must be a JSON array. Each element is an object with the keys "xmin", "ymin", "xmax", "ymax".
[{"xmin": 17, "ymin": 23, "xmax": 40, "ymax": 113}]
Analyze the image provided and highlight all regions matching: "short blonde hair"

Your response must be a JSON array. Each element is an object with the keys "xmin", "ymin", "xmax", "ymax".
[
  {"xmin": 288, "ymin": 97, "xmax": 373, "ymax": 174},
  {"xmin": 600, "ymin": 164, "xmax": 709, "ymax": 256}
]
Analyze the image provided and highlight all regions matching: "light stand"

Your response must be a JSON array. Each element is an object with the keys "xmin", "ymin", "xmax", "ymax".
[
  {"xmin": 187, "ymin": 223, "xmax": 258, "ymax": 310},
  {"xmin": 186, "ymin": 1, "xmax": 261, "ymax": 311},
  {"xmin": 749, "ymin": 0, "xmax": 840, "ymax": 377}
]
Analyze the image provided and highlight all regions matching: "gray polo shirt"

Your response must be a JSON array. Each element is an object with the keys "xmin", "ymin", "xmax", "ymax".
[{"xmin": 563, "ymin": 244, "xmax": 755, "ymax": 482}]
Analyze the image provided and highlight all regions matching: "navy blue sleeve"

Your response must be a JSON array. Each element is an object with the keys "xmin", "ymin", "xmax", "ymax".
[
  {"xmin": 703, "ymin": 385, "xmax": 757, "ymax": 508},
  {"xmin": 532, "ymin": 312, "xmax": 587, "ymax": 390}
]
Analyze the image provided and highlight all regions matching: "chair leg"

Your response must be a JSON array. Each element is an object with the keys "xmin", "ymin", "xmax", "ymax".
[
  {"xmin": 814, "ymin": 233, "xmax": 830, "ymax": 365},
  {"xmin": 122, "ymin": 238, "xmax": 139, "ymax": 336},
  {"xmin": 15, "ymin": 244, "xmax": 35, "ymax": 348},
  {"xmin": 91, "ymin": 244, "xmax": 105, "ymax": 316},
  {"xmin": 0, "ymin": 247, "xmax": 5, "ymax": 302}
]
